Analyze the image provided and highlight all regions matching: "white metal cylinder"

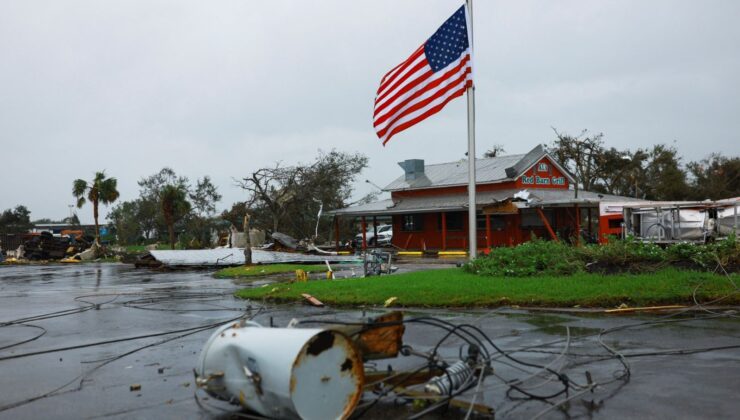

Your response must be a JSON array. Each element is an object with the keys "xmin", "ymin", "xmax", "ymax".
[{"xmin": 196, "ymin": 322, "xmax": 364, "ymax": 420}]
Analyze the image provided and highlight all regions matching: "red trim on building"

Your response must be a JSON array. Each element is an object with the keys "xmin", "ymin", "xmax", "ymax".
[{"xmin": 514, "ymin": 157, "xmax": 570, "ymax": 189}]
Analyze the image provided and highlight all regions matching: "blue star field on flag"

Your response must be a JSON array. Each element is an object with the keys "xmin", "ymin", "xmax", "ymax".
[{"xmin": 424, "ymin": 6, "xmax": 469, "ymax": 72}]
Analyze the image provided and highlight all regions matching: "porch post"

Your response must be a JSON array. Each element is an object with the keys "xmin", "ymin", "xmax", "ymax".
[
  {"xmin": 334, "ymin": 216, "xmax": 340, "ymax": 252},
  {"xmin": 361, "ymin": 216, "xmax": 367, "ymax": 250},
  {"xmin": 535, "ymin": 207, "xmax": 559, "ymax": 242},
  {"xmin": 587, "ymin": 207, "xmax": 592, "ymax": 235},
  {"xmin": 373, "ymin": 216, "xmax": 378, "ymax": 248},
  {"xmin": 485, "ymin": 214, "xmax": 491, "ymax": 250},
  {"xmin": 441, "ymin": 212, "xmax": 447, "ymax": 251}
]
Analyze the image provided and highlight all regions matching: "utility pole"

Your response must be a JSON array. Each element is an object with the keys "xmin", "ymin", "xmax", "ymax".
[{"xmin": 465, "ymin": 0, "xmax": 477, "ymax": 260}]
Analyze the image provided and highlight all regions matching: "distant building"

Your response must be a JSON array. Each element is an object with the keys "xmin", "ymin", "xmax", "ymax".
[
  {"xmin": 30, "ymin": 223, "xmax": 101, "ymax": 235},
  {"xmin": 331, "ymin": 145, "xmax": 635, "ymax": 252}
]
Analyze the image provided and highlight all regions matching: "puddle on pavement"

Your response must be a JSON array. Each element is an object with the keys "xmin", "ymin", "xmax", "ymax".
[
  {"xmin": 537, "ymin": 324, "xmax": 601, "ymax": 336},
  {"xmin": 504, "ymin": 312, "xmax": 601, "ymax": 336}
]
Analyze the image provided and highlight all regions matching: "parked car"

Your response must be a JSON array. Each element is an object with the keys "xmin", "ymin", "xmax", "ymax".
[{"xmin": 354, "ymin": 225, "xmax": 393, "ymax": 247}]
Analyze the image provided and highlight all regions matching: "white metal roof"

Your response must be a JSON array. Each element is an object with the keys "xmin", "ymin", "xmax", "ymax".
[
  {"xmin": 146, "ymin": 249, "xmax": 361, "ymax": 267},
  {"xmin": 383, "ymin": 154, "xmax": 524, "ymax": 191},
  {"xmin": 382, "ymin": 144, "xmax": 576, "ymax": 192}
]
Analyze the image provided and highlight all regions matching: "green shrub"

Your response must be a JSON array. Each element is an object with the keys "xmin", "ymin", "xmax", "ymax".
[
  {"xmin": 579, "ymin": 236, "xmax": 665, "ymax": 266},
  {"xmin": 691, "ymin": 233, "xmax": 739, "ymax": 268},
  {"xmin": 466, "ymin": 234, "xmax": 739, "ymax": 277},
  {"xmin": 464, "ymin": 237, "xmax": 583, "ymax": 277},
  {"xmin": 665, "ymin": 242, "xmax": 698, "ymax": 261}
]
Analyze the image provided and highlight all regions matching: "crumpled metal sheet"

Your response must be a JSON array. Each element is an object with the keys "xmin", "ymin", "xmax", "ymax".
[
  {"xmin": 146, "ymin": 248, "xmax": 360, "ymax": 267},
  {"xmin": 638, "ymin": 210, "xmax": 706, "ymax": 240},
  {"xmin": 718, "ymin": 207, "xmax": 739, "ymax": 235}
]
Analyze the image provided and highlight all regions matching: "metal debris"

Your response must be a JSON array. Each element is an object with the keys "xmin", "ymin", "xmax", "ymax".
[
  {"xmin": 136, "ymin": 248, "xmax": 361, "ymax": 268},
  {"xmin": 196, "ymin": 323, "xmax": 363, "ymax": 419},
  {"xmin": 271, "ymin": 232, "xmax": 299, "ymax": 251}
]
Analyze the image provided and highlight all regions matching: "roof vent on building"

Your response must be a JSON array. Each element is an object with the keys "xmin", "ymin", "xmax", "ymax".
[{"xmin": 398, "ymin": 159, "xmax": 425, "ymax": 181}]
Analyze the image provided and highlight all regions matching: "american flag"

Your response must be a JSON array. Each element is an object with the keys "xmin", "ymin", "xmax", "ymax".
[{"xmin": 374, "ymin": 5, "xmax": 473, "ymax": 146}]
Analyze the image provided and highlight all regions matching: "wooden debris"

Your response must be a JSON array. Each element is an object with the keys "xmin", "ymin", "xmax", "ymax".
[
  {"xmin": 332, "ymin": 311, "xmax": 405, "ymax": 361},
  {"xmin": 396, "ymin": 387, "xmax": 494, "ymax": 417},
  {"xmin": 364, "ymin": 368, "xmax": 442, "ymax": 388},
  {"xmin": 301, "ymin": 293, "xmax": 324, "ymax": 307},
  {"xmin": 605, "ymin": 304, "xmax": 687, "ymax": 313}
]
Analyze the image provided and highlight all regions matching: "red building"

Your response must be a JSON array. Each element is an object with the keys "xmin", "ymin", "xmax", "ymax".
[{"xmin": 331, "ymin": 145, "xmax": 633, "ymax": 252}]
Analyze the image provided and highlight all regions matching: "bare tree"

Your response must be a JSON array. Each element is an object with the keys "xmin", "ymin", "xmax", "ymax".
[
  {"xmin": 483, "ymin": 144, "xmax": 506, "ymax": 158},
  {"xmin": 549, "ymin": 128, "xmax": 605, "ymax": 198},
  {"xmin": 236, "ymin": 150, "xmax": 369, "ymax": 240},
  {"xmin": 236, "ymin": 162, "xmax": 304, "ymax": 233}
]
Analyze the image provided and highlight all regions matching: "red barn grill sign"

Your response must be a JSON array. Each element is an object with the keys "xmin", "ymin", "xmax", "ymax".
[
  {"xmin": 520, "ymin": 161, "xmax": 565, "ymax": 186},
  {"xmin": 520, "ymin": 175, "xmax": 566, "ymax": 186}
]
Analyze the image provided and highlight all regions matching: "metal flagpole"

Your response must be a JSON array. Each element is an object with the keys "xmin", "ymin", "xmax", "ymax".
[{"xmin": 466, "ymin": 0, "xmax": 477, "ymax": 260}]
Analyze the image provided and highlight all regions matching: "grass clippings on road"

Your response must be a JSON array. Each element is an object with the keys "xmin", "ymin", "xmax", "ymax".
[{"xmin": 235, "ymin": 268, "xmax": 740, "ymax": 308}]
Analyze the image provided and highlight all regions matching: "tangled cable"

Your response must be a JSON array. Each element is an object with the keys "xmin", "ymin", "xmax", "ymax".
[{"xmin": 296, "ymin": 269, "xmax": 739, "ymax": 420}]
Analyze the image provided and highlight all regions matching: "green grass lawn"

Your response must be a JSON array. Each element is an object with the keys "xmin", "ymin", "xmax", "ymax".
[
  {"xmin": 215, "ymin": 263, "xmax": 354, "ymax": 279},
  {"xmin": 124, "ymin": 245, "xmax": 148, "ymax": 253},
  {"xmin": 234, "ymin": 268, "xmax": 740, "ymax": 308}
]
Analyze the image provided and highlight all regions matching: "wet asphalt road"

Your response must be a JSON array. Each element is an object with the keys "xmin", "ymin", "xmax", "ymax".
[{"xmin": 1, "ymin": 263, "xmax": 739, "ymax": 419}]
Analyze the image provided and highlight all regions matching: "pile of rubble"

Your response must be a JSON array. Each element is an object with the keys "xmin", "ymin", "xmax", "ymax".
[{"xmin": 1, "ymin": 232, "xmax": 108, "ymax": 263}]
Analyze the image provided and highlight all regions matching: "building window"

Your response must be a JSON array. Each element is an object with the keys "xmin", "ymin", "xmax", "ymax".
[
  {"xmin": 478, "ymin": 215, "xmax": 507, "ymax": 231},
  {"xmin": 477, "ymin": 215, "xmax": 486, "ymax": 230},
  {"xmin": 608, "ymin": 218, "xmax": 623, "ymax": 229},
  {"xmin": 402, "ymin": 214, "xmax": 424, "ymax": 231},
  {"xmin": 520, "ymin": 209, "xmax": 553, "ymax": 228},
  {"xmin": 438, "ymin": 212, "xmax": 464, "ymax": 231}
]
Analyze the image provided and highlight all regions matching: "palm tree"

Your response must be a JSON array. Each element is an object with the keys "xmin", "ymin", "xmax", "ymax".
[
  {"xmin": 73, "ymin": 171, "xmax": 120, "ymax": 245},
  {"xmin": 160, "ymin": 184, "xmax": 191, "ymax": 249}
]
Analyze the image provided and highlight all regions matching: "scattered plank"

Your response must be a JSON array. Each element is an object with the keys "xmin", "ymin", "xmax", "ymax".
[
  {"xmin": 604, "ymin": 305, "xmax": 687, "ymax": 313},
  {"xmin": 301, "ymin": 293, "xmax": 324, "ymax": 307}
]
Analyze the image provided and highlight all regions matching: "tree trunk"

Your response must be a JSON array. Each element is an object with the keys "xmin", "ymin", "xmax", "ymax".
[
  {"xmin": 243, "ymin": 213, "xmax": 252, "ymax": 265},
  {"xmin": 168, "ymin": 222, "xmax": 175, "ymax": 250},
  {"xmin": 93, "ymin": 199, "xmax": 100, "ymax": 245}
]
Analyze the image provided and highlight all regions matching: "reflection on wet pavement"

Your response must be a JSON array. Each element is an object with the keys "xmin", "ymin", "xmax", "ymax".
[{"xmin": 0, "ymin": 263, "xmax": 739, "ymax": 419}]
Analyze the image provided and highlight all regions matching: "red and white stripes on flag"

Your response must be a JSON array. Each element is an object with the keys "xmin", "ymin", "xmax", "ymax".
[{"xmin": 373, "ymin": 5, "xmax": 473, "ymax": 146}]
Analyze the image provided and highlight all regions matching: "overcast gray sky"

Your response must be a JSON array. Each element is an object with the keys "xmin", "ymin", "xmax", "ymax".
[{"xmin": 1, "ymin": 0, "xmax": 739, "ymax": 224}]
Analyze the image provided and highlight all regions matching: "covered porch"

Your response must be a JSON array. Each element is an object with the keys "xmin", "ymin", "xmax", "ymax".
[{"xmin": 329, "ymin": 193, "xmax": 607, "ymax": 252}]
